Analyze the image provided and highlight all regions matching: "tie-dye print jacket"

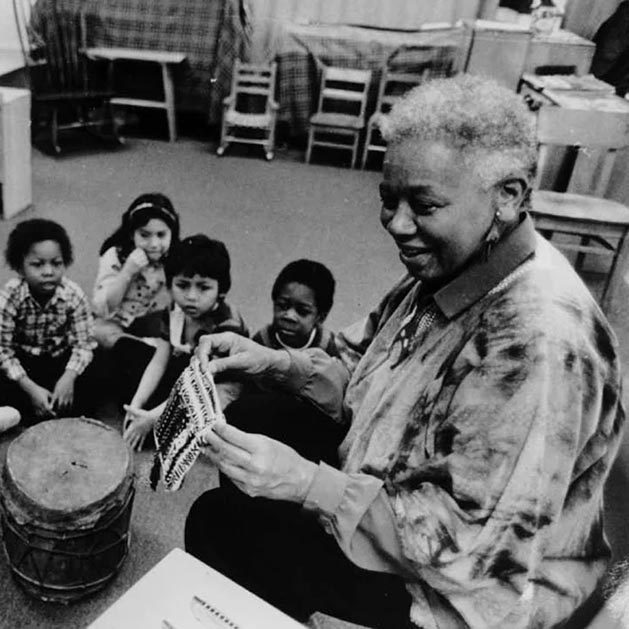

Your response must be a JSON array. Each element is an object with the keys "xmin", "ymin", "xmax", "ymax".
[{"xmin": 284, "ymin": 214, "xmax": 624, "ymax": 628}]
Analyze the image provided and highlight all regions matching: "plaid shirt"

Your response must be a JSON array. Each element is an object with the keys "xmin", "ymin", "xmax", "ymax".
[{"xmin": 0, "ymin": 277, "xmax": 96, "ymax": 381}]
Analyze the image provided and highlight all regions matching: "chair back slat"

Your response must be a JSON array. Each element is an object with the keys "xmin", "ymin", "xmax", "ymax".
[
  {"xmin": 537, "ymin": 106, "xmax": 629, "ymax": 149},
  {"xmin": 321, "ymin": 88, "xmax": 366, "ymax": 102},
  {"xmin": 228, "ymin": 60, "xmax": 277, "ymax": 115},
  {"xmin": 535, "ymin": 104, "xmax": 629, "ymax": 195},
  {"xmin": 33, "ymin": 0, "xmax": 89, "ymax": 93},
  {"xmin": 316, "ymin": 66, "xmax": 372, "ymax": 120},
  {"xmin": 323, "ymin": 67, "xmax": 372, "ymax": 84},
  {"xmin": 236, "ymin": 87, "xmax": 273, "ymax": 97}
]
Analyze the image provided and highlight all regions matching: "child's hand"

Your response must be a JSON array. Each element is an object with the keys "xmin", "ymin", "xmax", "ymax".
[
  {"xmin": 52, "ymin": 371, "xmax": 76, "ymax": 413},
  {"xmin": 28, "ymin": 384, "xmax": 56, "ymax": 419},
  {"xmin": 123, "ymin": 248, "xmax": 150, "ymax": 276},
  {"xmin": 122, "ymin": 404, "xmax": 156, "ymax": 451}
]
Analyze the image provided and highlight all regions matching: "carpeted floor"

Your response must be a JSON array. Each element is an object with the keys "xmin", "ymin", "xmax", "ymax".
[{"xmin": 0, "ymin": 135, "xmax": 629, "ymax": 628}]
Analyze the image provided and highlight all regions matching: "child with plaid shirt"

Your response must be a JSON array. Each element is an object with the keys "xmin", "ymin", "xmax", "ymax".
[{"xmin": 0, "ymin": 219, "xmax": 96, "ymax": 424}]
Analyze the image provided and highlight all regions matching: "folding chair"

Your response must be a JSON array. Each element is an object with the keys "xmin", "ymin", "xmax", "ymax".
[
  {"xmin": 361, "ymin": 44, "xmax": 460, "ymax": 169},
  {"xmin": 216, "ymin": 60, "xmax": 278, "ymax": 161},
  {"xmin": 530, "ymin": 104, "xmax": 629, "ymax": 307},
  {"xmin": 305, "ymin": 66, "xmax": 372, "ymax": 168}
]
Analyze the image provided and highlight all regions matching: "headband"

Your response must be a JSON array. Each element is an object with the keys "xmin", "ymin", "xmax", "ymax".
[{"xmin": 128, "ymin": 201, "xmax": 177, "ymax": 223}]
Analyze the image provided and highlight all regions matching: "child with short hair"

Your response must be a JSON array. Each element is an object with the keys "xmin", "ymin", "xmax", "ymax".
[
  {"xmin": 223, "ymin": 259, "xmax": 343, "ymax": 467},
  {"xmin": 122, "ymin": 234, "xmax": 248, "ymax": 450},
  {"xmin": 0, "ymin": 219, "xmax": 96, "ymax": 423},
  {"xmin": 254, "ymin": 259, "xmax": 338, "ymax": 356}
]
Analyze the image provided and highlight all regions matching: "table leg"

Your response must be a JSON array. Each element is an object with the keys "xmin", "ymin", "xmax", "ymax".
[{"xmin": 161, "ymin": 63, "xmax": 177, "ymax": 142}]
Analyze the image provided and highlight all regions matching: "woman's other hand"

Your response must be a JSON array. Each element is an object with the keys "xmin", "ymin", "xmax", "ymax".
[
  {"xmin": 196, "ymin": 332, "xmax": 290, "ymax": 379},
  {"xmin": 122, "ymin": 404, "xmax": 156, "ymax": 451},
  {"xmin": 199, "ymin": 422, "xmax": 317, "ymax": 503}
]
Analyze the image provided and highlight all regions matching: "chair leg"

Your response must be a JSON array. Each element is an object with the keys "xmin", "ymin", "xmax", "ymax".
[
  {"xmin": 50, "ymin": 107, "xmax": 61, "ymax": 155},
  {"xmin": 350, "ymin": 131, "xmax": 359, "ymax": 169},
  {"xmin": 575, "ymin": 236, "xmax": 590, "ymax": 271},
  {"xmin": 305, "ymin": 128, "xmax": 314, "ymax": 163},
  {"xmin": 361, "ymin": 126, "xmax": 372, "ymax": 170},
  {"xmin": 216, "ymin": 121, "xmax": 228, "ymax": 156},
  {"xmin": 161, "ymin": 62, "xmax": 177, "ymax": 142},
  {"xmin": 108, "ymin": 100, "xmax": 124, "ymax": 145},
  {"xmin": 265, "ymin": 119, "xmax": 276, "ymax": 161}
]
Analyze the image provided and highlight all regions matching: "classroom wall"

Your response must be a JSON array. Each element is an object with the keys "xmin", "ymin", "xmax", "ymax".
[{"xmin": 0, "ymin": 1, "xmax": 22, "ymax": 52}]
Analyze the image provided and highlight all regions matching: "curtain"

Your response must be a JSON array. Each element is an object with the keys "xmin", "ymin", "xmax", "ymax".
[{"xmin": 250, "ymin": 0, "xmax": 483, "ymax": 62}]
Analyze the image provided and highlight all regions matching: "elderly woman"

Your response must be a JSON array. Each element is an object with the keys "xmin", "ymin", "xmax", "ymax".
[{"xmin": 185, "ymin": 75, "xmax": 624, "ymax": 628}]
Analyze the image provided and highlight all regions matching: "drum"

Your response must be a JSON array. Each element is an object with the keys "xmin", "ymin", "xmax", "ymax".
[{"xmin": 0, "ymin": 417, "xmax": 135, "ymax": 603}]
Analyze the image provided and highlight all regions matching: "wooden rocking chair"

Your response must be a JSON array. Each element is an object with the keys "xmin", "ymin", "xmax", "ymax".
[
  {"xmin": 14, "ymin": 0, "xmax": 121, "ymax": 154},
  {"xmin": 216, "ymin": 60, "xmax": 278, "ymax": 161}
]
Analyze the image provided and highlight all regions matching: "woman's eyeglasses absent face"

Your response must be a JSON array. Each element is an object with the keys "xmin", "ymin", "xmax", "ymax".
[{"xmin": 380, "ymin": 139, "xmax": 497, "ymax": 284}]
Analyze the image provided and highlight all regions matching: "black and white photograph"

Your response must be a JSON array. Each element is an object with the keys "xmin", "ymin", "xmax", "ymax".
[{"xmin": 0, "ymin": 0, "xmax": 629, "ymax": 627}]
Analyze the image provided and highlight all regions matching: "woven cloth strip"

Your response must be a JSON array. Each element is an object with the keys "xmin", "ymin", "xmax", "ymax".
[{"xmin": 151, "ymin": 357, "xmax": 224, "ymax": 491}]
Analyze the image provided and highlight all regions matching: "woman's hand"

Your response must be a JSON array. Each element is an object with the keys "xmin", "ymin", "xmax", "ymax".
[
  {"xmin": 123, "ymin": 248, "xmax": 150, "ymax": 277},
  {"xmin": 196, "ymin": 332, "xmax": 290, "ymax": 379},
  {"xmin": 122, "ymin": 404, "xmax": 156, "ymax": 451},
  {"xmin": 52, "ymin": 371, "xmax": 76, "ymax": 413},
  {"xmin": 199, "ymin": 422, "xmax": 317, "ymax": 503}
]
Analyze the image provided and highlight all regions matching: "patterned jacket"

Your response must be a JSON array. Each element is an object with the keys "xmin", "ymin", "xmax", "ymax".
[{"xmin": 281, "ymin": 214, "xmax": 624, "ymax": 628}]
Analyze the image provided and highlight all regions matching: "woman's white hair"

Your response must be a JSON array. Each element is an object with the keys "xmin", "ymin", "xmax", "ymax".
[{"xmin": 380, "ymin": 74, "xmax": 538, "ymax": 189}]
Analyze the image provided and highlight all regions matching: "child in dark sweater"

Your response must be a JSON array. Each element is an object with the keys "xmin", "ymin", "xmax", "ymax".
[
  {"xmin": 253, "ymin": 259, "xmax": 338, "ymax": 357},
  {"xmin": 227, "ymin": 259, "xmax": 343, "ymax": 466},
  {"xmin": 122, "ymin": 235, "xmax": 247, "ymax": 450}
]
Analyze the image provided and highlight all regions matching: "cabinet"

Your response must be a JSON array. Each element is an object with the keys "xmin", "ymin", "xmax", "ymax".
[
  {"xmin": 0, "ymin": 87, "xmax": 31, "ymax": 219},
  {"xmin": 525, "ymin": 30, "xmax": 596, "ymax": 75}
]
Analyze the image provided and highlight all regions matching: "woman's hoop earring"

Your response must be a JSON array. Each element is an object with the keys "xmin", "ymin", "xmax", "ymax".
[{"xmin": 482, "ymin": 209, "xmax": 502, "ymax": 262}]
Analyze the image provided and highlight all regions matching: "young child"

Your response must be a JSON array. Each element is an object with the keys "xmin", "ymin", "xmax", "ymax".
[
  {"xmin": 0, "ymin": 219, "xmax": 96, "ymax": 423},
  {"xmin": 122, "ymin": 234, "xmax": 248, "ymax": 450},
  {"xmin": 92, "ymin": 192, "xmax": 180, "ymax": 349},
  {"xmin": 253, "ymin": 259, "xmax": 338, "ymax": 356},
  {"xmin": 225, "ymin": 259, "xmax": 342, "ymax": 467},
  {"xmin": 92, "ymin": 193, "xmax": 180, "ymax": 401}
]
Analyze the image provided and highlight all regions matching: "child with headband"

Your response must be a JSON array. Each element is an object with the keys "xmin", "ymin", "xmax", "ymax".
[{"xmin": 92, "ymin": 193, "xmax": 180, "ymax": 401}]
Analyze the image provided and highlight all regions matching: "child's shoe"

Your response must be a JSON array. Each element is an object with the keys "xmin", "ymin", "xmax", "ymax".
[{"xmin": 0, "ymin": 406, "xmax": 21, "ymax": 433}]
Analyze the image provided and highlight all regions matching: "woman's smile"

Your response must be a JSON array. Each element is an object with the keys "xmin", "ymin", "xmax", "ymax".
[{"xmin": 396, "ymin": 243, "xmax": 432, "ymax": 260}]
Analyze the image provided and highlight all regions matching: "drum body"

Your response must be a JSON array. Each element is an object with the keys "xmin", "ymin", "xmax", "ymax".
[{"xmin": 0, "ymin": 417, "xmax": 135, "ymax": 603}]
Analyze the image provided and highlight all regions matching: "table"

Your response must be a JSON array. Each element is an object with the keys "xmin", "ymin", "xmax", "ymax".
[
  {"xmin": 30, "ymin": 0, "xmax": 249, "ymax": 122},
  {"xmin": 271, "ymin": 22, "xmax": 469, "ymax": 139},
  {"xmin": 88, "ymin": 547, "xmax": 304, "ymax": 629},
  {"xmin": 86, "ymin": 47, "xmax": 186, "ymax": 141}
]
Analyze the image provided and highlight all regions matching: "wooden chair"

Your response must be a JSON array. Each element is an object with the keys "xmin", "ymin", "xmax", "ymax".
[
  {"xmin": 361, "ymin": 45, "xmax": 453, "ymax": 170},
  {"xmin": 14, "ymin": 0, "xmax": 120, "ymax": 154},
  {"xmin": 216, "ymin": 60, "xmax": 278, "ymax": 161},
  {"xmin": 530, "ymin": 105, "xmax": 629, "ymax": 307},
  {"xmin": 305, "ymin": 66, "xmax": 372, "ymax": 168}
]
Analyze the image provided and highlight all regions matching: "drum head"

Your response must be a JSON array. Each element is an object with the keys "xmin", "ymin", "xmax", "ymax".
[{"xmin": 2, "ymin": 417, "xmax": 133, "ymax": 529}]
